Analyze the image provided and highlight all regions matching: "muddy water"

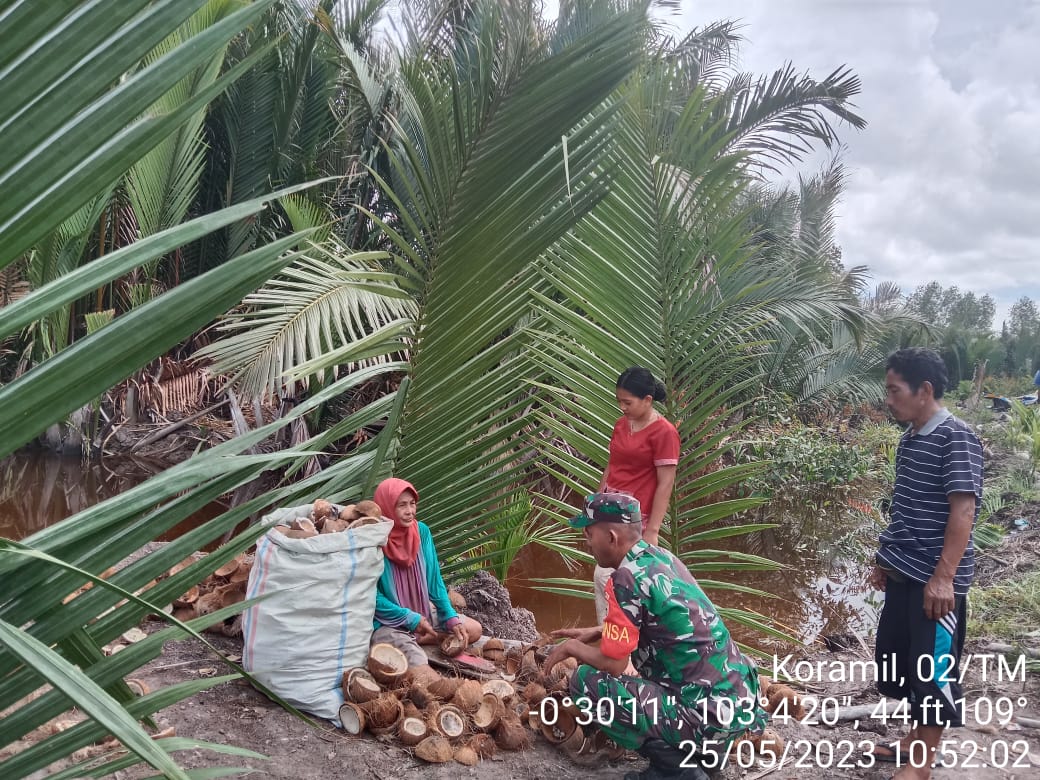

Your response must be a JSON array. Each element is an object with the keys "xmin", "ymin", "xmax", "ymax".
[
  {"xmin": 2, "ymin": 453, "xmax": 879, "ymax": 652},
  {"xmin": 0, "ymin": 452, "xmax": 227, "ymax": 543},
  {"xmin": 507, "ymin": 498, "xmax": 880, "ymax": 651}
]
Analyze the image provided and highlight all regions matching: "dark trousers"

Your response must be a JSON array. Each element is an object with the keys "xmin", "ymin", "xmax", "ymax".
[{"xmin": 875, "ymin": 577, "xmax": 966, "ymax": 727}]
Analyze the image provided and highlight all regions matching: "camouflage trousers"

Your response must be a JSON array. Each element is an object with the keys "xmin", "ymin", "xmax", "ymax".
[{"xmin": 570, "ymin": 664, "xmax": 764, "ymax": 752}]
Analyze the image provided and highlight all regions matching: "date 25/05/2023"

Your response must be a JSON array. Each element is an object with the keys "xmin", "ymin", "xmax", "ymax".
[{"xmin": 678, "ymin": 738, "xmax": 1034, "ymax": 771}]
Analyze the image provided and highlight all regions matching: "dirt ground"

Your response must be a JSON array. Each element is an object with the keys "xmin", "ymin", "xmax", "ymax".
[{"xmin": 101, "ymin": 616, "xmax": 1040, "ymax": 780}]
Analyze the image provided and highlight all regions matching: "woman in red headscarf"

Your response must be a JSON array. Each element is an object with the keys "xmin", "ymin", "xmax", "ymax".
[{"xmin": 370, "ymin": 477, "xmax": 482, "ymax": 669}]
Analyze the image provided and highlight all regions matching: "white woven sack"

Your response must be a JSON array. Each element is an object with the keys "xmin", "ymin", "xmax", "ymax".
[{"xmin": 241, "ymin": 504, "xmax": 391, "ymax": 721}]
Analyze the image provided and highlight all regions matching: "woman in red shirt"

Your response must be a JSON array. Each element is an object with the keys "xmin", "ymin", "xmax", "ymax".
[{"xmin": 594, "ymin": 366, "xmax": 680, "ymax": 621}]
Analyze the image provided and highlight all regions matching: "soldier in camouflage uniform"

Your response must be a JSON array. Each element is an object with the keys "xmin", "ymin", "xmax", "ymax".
[{"xmin": 543, "ymin": 493, "xmax": 767, "ymax": 780}]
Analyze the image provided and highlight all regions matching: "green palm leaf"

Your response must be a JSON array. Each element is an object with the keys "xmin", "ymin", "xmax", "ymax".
[{"xmin": 197, "ymin": 236, "xmax": 416, "ymax": 401}]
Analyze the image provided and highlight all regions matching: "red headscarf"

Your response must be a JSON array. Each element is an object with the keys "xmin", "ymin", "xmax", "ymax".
[{"xmin": 374, "ymin": 477, "xmax": 420, "ymax": 567}]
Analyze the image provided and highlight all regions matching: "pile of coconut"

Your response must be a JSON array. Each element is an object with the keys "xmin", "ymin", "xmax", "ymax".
[
  {"xmin": 271, "ymin": 498, "xmax": 383, "ymax": 538},
  {"xmin": 165, "ymin": 552, "xmax": 252, "ymax": 636},
  {"xmin": 339, "ymin": 640, "xmax": 624, "ymax": 766}
]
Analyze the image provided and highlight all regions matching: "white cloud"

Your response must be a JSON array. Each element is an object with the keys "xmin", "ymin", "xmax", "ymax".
[{"xmin": 664, "ymin": 0, "xmax": 1040, "ymax": 328}]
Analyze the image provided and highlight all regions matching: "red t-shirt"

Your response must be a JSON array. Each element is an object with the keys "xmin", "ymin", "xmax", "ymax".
[{"xmin": 604, "ymin": 416, "xmax": 680, "ymax": 526}]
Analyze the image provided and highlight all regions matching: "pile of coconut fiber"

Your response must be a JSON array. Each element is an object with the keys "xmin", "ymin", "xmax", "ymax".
[{"xmin": 453, "ymin": 570, "xmax": 538, "ymax": 643}]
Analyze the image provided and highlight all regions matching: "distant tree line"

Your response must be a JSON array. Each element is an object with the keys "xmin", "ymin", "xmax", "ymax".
[{"xmin": 898, "ymin": 281, "xmax": 1039, "ymax": 383}]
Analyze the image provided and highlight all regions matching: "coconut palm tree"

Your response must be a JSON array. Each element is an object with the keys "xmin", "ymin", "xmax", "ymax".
[{"xmin": 0, "ymin": 1, "xmax": 364, "ymax": 776}]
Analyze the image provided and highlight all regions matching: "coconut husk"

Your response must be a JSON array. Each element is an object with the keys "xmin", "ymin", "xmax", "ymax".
[
  {"xmin": 338, "ymin": 703, "xmax": 366, "ymax": 735},
  {"xmin": 355, "ymin": 499, "xmax": 381, "ymax": 518},
  {"xmin": 311, "ymin": 499, "xmax": 335, "ymax": 519},
  {"xmin": 472, "ymin": 693, "xmax": 502, "ymax": 732},
  {"xmin": 414, "ymin": 735, "xmax": 454, "ymax": 763},
  {"xmin": 320, "ymin": 517, "xmax": 350, "ymax": 534},
  {"xmin": 466, "ymin": 644, "xmax": 483, "ymax": 658},
  {"xmin": 193, "ymin": 591, "xmax": 221, "ymax": 619},
  {"xmin": 482, "ymin": 648, "xmax": 505, "ymax": 664},
  {"xmin": 272, "ymin": 525, "xmax": 291, "ymax": 535},
  {"xmin": 343, "ymin": 668, "xmax": 381, "ymax": 704},
  {"xmin": 766, "ymin": 684, "xmax": 804, "ymax": 720},
  {"xmin": 469, "ymin": 733, "xmax": 496, "ymax": 759},
  {"xmin": 518, "ymin": 650, "xmax": 540, "ymax": 681},
  {"xmin": 172, "ymin": 607, "xmax": 195, "ymax": 623},
  {"xmin": 172, "ymin": 585, "xmax": 199, "ymax": 608},
  {"xmin": 283, "ymin": 528, "xmax": 318, "ymax": 539},
  {"xmin": 398, "ymin": 716, "xmax": 428, "ymax": 746},
  {"xmin": 448, "ymin": 589, "xmax": 467, "ymax": 611},
  {"xmin": 409, "ymin": 685, "xmax": 437, "ymax": 710},
  {"xmin": 338, "ymin": 503, "xmax": 359, "ymax": 522},
  {"xmin": 360, "ymin": 694, "xmax": 403, "ymax": 730},
  {"xmin": 368, "ymin": 643, "xmax": 409, "ymax": 687},
  {"xmin": 584, "ymin": 730, "xmax": 626, "ymax": 760},
  {"xmin": 453, "ymin": 745, "xmax": 479, "ymax": 766},
  {"xmin": 440, "ymin": 633, "xmax": 467, "ymax": 658},
  {"xmin": 735, "ymin": 727, "xmax": 785, "ymax": 761},
  {"xmin": 428, "ymin": 703, "xmax": 467, "ymax": 740},
  {"xmin": 402, "ymin": 701, "xmax": 422, "ymax": 720},
  {"xmin": 483, "ymin": 638, "xmax": 504, "ymax": 652},
  {"xmin": 289, "ymin": 517, "xmax": 318, "ymax": 534},
  {"xmin": 492, "ymin": 716, "xmax": 530, "ymax": 751},
  {"xmin": 452, "ymin": 679, "xmax": 484, "ymax": 713},
  {"xmin": 428, "ymin": 675, "xmax": 461, "ymax": 700},
  {"xmin": 481, "ymin": 679, "xmax": 515, "ymax": 703},
  {"xmin": 521, "ymin": 681, "xmax": 547, "ymax": 706}
]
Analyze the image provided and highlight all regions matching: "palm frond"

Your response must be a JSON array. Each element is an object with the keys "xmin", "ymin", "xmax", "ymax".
[{"xmin": 197, "ymin": 238, "xmax": 416, "ymax": 401}]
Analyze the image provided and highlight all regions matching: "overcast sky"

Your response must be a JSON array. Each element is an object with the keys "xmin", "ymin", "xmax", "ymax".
[{"xmin": 546, "ymin": 0, "xmax": 1040, "ymax": 330}]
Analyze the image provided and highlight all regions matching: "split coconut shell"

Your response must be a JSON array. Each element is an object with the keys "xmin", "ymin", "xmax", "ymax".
[
  {"xmin": 338, "ymin": 703, "xmax": 366, "ymax": 736},
  {"xmin": 172, "ymin": 585, "xmax": 199, "ymax": 608},
  {"xmin": 398, "ymin": 716, "xmax": 428, "ymax": 746},
  {"xmin": 539, "ymin": 704, "xmax": 577, "ymax": 744},
  {"xmin": 440, "ymin": 633, "xmax": 467, "ymax": 658},
  {"xmin": 342, "ymin": 667, "xmax": 381, "ymax": 704},
  {"xmin": 558, "ymin": 724, "xmax": 585, "ymax": 756},
  {"xmin": 481, "ymin": 679, "xmax": 515, "ymax": 704},
  {"xmin": 472, "ymin": 693, "xmax": 503, "ymax": 732},
  {"xmin": 320, "ymin": 517, "xmax": 350, "ymax": 534},
  {"xmin": 338, "ymin": 503, "xmax": 359, "ymax": 522},
  {"xmin": 414, "ymin": 735, "xmax": 454, "ymax": 764},
  {"xmin": 428, "ymin": 704, "xmax": 467, "ymax": 740},
  {"xmin": 368, "ymin": 643, "xmax": 409, "ymax": 687}
]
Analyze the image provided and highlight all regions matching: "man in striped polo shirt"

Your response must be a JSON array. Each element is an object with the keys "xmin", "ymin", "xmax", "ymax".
[{"xmin": 868, "ymin": 347, "xmax": 983, "ymax": 777}]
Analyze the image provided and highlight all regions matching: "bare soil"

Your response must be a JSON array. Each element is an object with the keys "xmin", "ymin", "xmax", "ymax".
[{"xmin": 112, "ymin": 623, "xmax": 1040, "ymax": 780}]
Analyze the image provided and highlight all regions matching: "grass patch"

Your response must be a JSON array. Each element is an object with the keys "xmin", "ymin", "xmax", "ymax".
[{"xmin": 969, "ymin": 566, "xmax": 1040, "ymax": 643}]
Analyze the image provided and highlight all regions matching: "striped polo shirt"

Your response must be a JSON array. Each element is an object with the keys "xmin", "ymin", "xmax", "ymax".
[{"xmin": 877, "ymin": 408, "xmax": 983, "ymax": 596}]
